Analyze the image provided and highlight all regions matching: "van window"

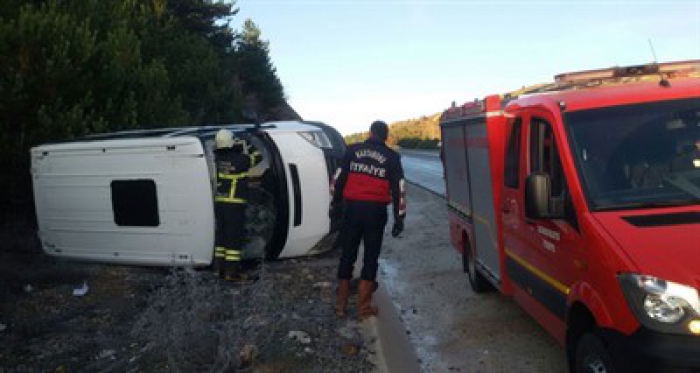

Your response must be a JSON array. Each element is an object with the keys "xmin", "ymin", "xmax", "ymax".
[
  {"xmin": 504, "ymin": 118, "xmax": 522, "ymax": 188},
  {"xmin": 111, "ymin": 179, "xmax": 160, "ymax": 227}
]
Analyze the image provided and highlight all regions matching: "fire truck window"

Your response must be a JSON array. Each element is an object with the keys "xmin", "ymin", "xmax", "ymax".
[
  {"xmin": 530, "ymin": 118, "xmax": 571, "ymax": 218},
  {"xmin": 504, "ymin": 118, "xmax": 522, "ymax": 188},
  {"xmin": 565, "ymin": 98, "xmax": 700, "ymax": 211},
  {"xmin": 530, "ymin": 119, "xmax": 563, "ymax": 194}
]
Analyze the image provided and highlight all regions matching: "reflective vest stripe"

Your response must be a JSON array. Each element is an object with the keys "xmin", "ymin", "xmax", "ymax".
[{"xmin": 216, "ymin": 172, "xmax": 247, "ymax": 203}]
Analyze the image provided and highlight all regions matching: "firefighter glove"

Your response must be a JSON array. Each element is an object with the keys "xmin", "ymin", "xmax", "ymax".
[{"xmin": 391, "ymin": 215, "xmax": 404, "ymax": 237}]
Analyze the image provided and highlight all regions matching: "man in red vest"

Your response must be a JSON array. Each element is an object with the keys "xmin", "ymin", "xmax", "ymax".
[{"xmin": 330, "ymin": 121, "xmax": 407, "ymax": 320}]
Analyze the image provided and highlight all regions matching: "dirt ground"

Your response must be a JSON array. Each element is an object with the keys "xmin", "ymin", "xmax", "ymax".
[{"xmin": 0, "ymin": 222, "xmax": 377, "ymax": 372}]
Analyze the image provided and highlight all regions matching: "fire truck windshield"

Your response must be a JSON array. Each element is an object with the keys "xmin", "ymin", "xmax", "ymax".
[{"xmin": 565, "ymin": 98, "xmax": 700, "ymax": 211}]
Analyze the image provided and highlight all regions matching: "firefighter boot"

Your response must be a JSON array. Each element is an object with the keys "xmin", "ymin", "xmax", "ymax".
[
  {"xmin": 358, "ymin": 280, "xmax": 379, "ymax": 321},
  {"xmin": 224, "ymin": 261, "xmax": 243, "ymax": 282},
  {"xmin": 335, "ymin": 279, "xmax": 351, "ymax": 318},
  {"xmin": 212, "ymin": 247, "xmax": 226, "ymax": 277}
]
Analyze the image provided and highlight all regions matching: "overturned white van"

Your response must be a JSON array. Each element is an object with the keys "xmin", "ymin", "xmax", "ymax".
[{"xmin": 30, "ymin": 121, "xmax": 346, "ymax": 267}]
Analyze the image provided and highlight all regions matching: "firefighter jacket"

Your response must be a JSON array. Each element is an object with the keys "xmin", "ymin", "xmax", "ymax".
[
  {"xmin": 332, "ymin": 137, "xmax": 407, "ymax": 218},
  {"xmin": 214, "ymin": 145, "xmax": 262, "ymax": 204}
]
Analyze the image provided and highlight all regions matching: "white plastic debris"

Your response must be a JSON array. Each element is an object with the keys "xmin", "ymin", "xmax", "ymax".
[
  {"xmin": 0, "ymin": 323, "xmax": 6, "ymax": 332},
  {"xmin": 73, "ymin": 281, "xmax": 89, "ymax": 297},
  {"xmin": 24, "ymin": 284, "xmax": 33, "ymax": 293},
  {"xmin": 287, "ymin": 330, "xmax": 311, "ymax": 344},
  {"xmin": 312, "ymin": 281, "xmax": 332, "ymax": 289},
  {"xmin": 97, "ymin": 349, "xmax": 116, "ymax": 359}
]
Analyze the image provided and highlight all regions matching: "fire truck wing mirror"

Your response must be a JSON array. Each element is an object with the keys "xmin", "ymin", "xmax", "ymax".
[{"xmin": 525, "ymin": 172, "xmax": 552, "ymax": 219}]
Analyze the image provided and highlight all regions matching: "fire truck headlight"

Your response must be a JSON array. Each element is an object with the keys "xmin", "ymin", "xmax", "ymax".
[
  {"xmin": 643, "ymin": 293, "xmax": 686, "ymax": 323},
  {"xmin": 618, "ymin": 273, "xmax": 700, "ymax": 334}
]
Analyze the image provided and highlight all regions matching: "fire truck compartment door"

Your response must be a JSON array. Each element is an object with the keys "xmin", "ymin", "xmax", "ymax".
[{"xmin": 465, "ymin": 121, "xmax": 501, "ymax": 280}]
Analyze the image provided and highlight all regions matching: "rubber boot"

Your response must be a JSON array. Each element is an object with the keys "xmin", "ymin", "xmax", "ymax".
[
  {"xmin": 212, "ymin": 247, "xmax": 226, "ymax": 277},
  {"xmin": 224, "ymin": 261, "xmax": 242, "ymax": 282},
  {"xmin": 335, "ymin": 279, "xmax": 351, "ymax": 318},
  {"xmin": 358, "ymin": 280, "xmax": 379, "ymax": 321}
]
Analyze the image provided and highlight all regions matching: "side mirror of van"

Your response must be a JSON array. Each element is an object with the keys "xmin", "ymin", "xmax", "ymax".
[{"xmin": 525, "ymin": 172, "xmax": 551, "ymax": 219}]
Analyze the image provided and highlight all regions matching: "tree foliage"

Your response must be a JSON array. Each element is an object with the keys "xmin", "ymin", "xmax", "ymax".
[{"xmin": 0, "ymin": 0, "xmax": 288, "ymax": 220}]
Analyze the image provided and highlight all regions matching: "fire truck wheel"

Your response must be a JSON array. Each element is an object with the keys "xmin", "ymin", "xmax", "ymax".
[
  {"xmin": 574, "ymin": 332, "xmax": 616, "ymax": 373},
  {"xmin": 463, "ymin": 241, "xmax": 492, "ymax": 293}
]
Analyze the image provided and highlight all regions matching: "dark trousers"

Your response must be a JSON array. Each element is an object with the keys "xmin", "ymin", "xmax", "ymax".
[
  {"xmin": 214, "ymin": 202, "xmax": 246, "ymax": 275},
  {"xmin": 337, "ymin": 201, "xmax": 388, "ymax": 281}
]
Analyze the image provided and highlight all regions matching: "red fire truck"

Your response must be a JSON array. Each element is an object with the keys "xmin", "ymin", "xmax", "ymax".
[{"xmin": 440, "ymin": 60, "xmax": 700, "ymax": 372}]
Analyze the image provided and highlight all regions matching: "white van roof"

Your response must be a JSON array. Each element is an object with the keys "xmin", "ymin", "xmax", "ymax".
[{"xmin": 33, "ymin": 121, "xmax": 325, "ymax": 148}]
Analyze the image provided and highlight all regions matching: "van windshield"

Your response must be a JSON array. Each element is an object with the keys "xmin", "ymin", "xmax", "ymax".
[{"xmin": 565, "ymin": 98, "xmax": 700, "ymax": 211}]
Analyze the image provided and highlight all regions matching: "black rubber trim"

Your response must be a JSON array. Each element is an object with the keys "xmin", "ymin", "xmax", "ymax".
[
  {"xmin": 289, "ymin": 164, "xmax": 302, "ymax": 227},
  {"xmin": 505, "ymin": 255, "xmax": 566, "ymax": 321},
  {"xmin": 623, "ymin": 211, "xmax": 700, "ymax": 227},
  {"xmin": 259, "ymin": 133, "xmax": 289, "ymax": 260}
]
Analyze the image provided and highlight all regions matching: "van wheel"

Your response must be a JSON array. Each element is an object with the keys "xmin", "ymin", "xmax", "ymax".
[
  {"xmin": 575, "ymin": 332, "xmax": 616, "ymax": 373},
  {"xmin": 463, "ymin": 240, "xmax": 492, "ymax": 293}
]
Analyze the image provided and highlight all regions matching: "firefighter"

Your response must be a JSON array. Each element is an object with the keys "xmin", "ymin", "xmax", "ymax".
[
  {"xmin": 213, "ymin": 129, "xmax": 261, "ymax": 281},
  {"xmin": 330, "ymin": 120, "xmax": 406, "ymax": 320}
]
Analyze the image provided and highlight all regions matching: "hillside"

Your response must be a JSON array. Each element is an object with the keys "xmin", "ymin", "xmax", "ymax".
[{"xmin": 345, "ymin": 113, "xmax": 442, "ymax": 148}]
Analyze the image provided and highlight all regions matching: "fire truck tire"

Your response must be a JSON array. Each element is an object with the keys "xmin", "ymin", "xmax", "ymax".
[
  {"xmin": 463, "ymin": 240, "xmax": 492, "ymax": 293},
  {"xmin": 574, "ymin": 332, "xmax": 616, "ymax": 373}
]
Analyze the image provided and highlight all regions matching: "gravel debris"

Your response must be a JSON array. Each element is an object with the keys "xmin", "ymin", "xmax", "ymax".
[{"xmin": 0, "ymin": 227, "xmax": 377, "ymax": 372}]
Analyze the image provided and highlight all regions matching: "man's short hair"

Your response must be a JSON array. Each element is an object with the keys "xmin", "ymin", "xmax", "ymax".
[{"xmin": 370, "ymin": 121, "xmax": 389, "ymax": 142}]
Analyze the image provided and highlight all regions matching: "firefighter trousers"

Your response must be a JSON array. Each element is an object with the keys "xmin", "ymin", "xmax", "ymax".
[
  {"xmin": 214, "ymin": 201, "xmax": 247, "ymax": 279},
  {"xmin": 337, "ymin": 201, "xmax": 388, "ymax": 281}
]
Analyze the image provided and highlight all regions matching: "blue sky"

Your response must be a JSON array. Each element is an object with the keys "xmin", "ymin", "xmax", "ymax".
[{"xmin": 233, "ymin": 0, "xmax": 700, "ymax": 135}]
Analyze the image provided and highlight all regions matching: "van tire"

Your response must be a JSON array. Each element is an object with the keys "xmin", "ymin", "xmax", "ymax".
[
  {"xmin": 574, "ymin": 332, "xmax": 616, "ymax": 373},
  {"xmin": 463, "ymin": 240, "xmax": 492, "ymax": 293}
]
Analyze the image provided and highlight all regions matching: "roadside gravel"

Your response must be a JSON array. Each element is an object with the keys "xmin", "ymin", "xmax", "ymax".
[{"xmin": 0, "ymin": 227, "xmax": 378, "ymax": 372}]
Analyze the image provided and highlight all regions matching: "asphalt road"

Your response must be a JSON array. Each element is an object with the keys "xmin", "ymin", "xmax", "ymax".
[{"xmin": 399, "ymin": 150, "xmax": 445, "ymax": 196}]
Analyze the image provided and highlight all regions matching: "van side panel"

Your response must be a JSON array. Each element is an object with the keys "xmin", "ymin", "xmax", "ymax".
[{"xmin": 31, "ymin": 137, "xmax": 215, "ymax": 266}]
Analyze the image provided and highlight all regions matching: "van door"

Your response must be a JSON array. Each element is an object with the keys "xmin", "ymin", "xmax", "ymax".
[{"xmin": 502, "ymin": 111, "xmax": 582, "ymax": 332}]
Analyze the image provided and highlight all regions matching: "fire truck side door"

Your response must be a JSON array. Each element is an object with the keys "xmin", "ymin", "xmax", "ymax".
[{"xmin": 503, "ymin": 111, "xmax": 581, "ymax": 331}]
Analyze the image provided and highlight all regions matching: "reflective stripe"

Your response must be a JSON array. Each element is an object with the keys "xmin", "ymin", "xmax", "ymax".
[
  {"xmin": 249, "ymin": 151, "xmax": 262, "ymax": 165},
  {"xmin": 505, "ymin": 248, "xmax": 570, "ymax": 295},
  {"xmin": 215, "ymin": 196, "xmax": 246, "ymax": 203},
  {"xmin": 216, "ymin": 172, "xmax": 247, "ymax": 204}
]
